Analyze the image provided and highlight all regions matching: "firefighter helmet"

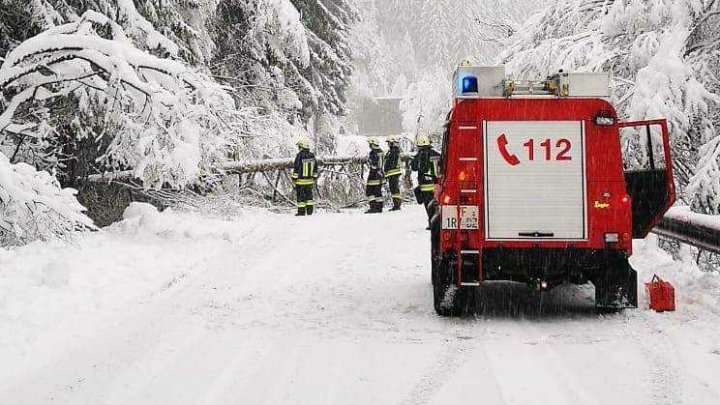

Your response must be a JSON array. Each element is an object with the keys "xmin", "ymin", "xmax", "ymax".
[
  {"xmin": 386, "ymin": 136, "xmax": 399, "ymax": 144},
  {"xmin": 416, "ymin": 134, "xmax": 431, "ymax": 147},
  {"xmin": 296, "ymin": 137, "xmax": 311, "ymax": 149},
  {"xmin": 367, "ymin": 137, "xmax": 380, "ymax": 147}
]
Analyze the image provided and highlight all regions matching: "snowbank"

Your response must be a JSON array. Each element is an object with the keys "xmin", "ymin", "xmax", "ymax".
[
  {"xmin": 0, "ymin": 203, "xmax": 270, "ymax": 384},
  {"xmin": 632, "ymin": 235, "xmax": 720, "ymax": 316}
]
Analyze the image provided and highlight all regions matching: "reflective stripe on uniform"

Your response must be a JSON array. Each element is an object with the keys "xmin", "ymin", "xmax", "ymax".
[
  {"xmin": 420, "ymin": 184, "xmax": 436, "ymax": 192},
  {"xmin": 302, "ymin": 159, "xmax": 315, "ymax": 177},
  {"xmin": 296, "ymin": 179, "xmax": 315, "ymax": 186},
  {"xmin": 367, "ymin": 180, "xmax": 382, "ymax": 186},
  {"xmin": 306, "ymin": 200, "xmax": 315, "ymax": 206},
  {"xmin": 373, "ymin": 197, "xmax": 384, "ymax": 202},
  {"xmin": 391, "ymin": 193, "xmax": 402, "ymax": 199},
  {"xmin": 297, "ymin": 202, "xmax": 307, "ymax": 208},
  {"xmin": 385, "ymin": 169, "xmax": 402, "ymax": 177},
  {"xmin": 430, "ymin": 156, "xmax": 440, "ymax": 177}
]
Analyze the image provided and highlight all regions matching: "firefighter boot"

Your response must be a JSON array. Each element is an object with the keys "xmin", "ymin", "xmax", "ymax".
[
  {"xmin": 306, "ymin": 205, "xmax": 314, "ymax": 216},
  {"xmin": 375, "ymin": 201, "xmax": 384, "ymax": 213},
  {"xmin": 365, "ymin": 202, "xmax": 381, "ymax": 214},
  {"xmin": 390, "ymin": 199, "xmax": 402, "ymax": 211},
  {"xmin": 296, "ymin": 207, "xmax": 306, "ymax": 216},
  {"xmin": 364, "ymin": 203, "xmax": 375, "ymax": 214}
]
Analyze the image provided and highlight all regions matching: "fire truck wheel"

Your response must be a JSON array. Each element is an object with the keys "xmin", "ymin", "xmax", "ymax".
[
  {"xmin": 594, "ymin": 258, "xmax": 638, "ymax": 312},
  {"xmin": 433, "ymin": 257, "xmax": 471, "ymax": 317}
]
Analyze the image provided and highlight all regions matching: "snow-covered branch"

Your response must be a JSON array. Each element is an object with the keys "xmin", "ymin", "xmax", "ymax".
[
  {"xmin": 0, "ymin": 10, "xmax": 249, "ymax": 189},
  {"xmin": 0, "ymin": 154, "xmax": 94, "ymax": 245},
  {"xmin": 500, "ymin": 0, "xmax": 720, "ymax": 214}
]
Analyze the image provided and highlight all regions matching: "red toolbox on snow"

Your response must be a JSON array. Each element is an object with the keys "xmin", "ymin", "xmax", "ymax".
[{"xmin": 645, "ymin": 275, "xmax": 675, "ymax": 312}]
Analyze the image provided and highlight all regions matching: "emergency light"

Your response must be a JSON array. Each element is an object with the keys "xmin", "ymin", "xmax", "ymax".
[{"xmin": 461, "ymin": 76, "xmax": 479, "ymax": 94}]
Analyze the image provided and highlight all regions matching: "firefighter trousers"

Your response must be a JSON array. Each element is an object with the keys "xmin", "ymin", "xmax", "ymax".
[
  {"xmin": 295, "ymin": 184, "xmax": 314, "ymax": 215},
  {"xmin": 420, "ymin": 191, "xmax": 434, "ymax": 223},
  {"xmin": 387, "ymin": 175, "xmax": 401, "ymax": 203},
  {"xmin": 365, "ymin": 177, "xmax": 384, "ymax": 213},
  {"xmin": 366, "ymin": 183, "xmax": 383, "ymax": 203}
]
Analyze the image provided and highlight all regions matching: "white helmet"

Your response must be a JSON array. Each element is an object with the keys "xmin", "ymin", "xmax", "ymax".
[
  {"xmin": 296, "ymin": 137, "xmax": 310, "ymax": 149},
  {"xmin": 416, "ymin": 134, "xmax": 431, "ymax": 147},
  {"xmin": 367, "ymin": 137, "xmax": 380, "ymax": 147},
  {"xmin": 386, "ymin": 136, "xmax": 399, "ymax": 144}
]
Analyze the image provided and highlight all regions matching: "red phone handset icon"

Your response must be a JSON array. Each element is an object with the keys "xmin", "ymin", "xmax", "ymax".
[{"xmin": 497, "ymin": 134, "xmax": 520, "ymax": 166}]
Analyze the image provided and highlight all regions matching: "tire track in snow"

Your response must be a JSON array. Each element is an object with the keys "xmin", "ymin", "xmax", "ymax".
[
  {"xmin": 621, "ymin": 312, "xmax": 684, "ymax": 405},
  {"xmin": 400, "ymin": 321, "xmax": 478, "ymax": 405},
  {"xmin": 518, "ymin": 318, "xmax": 606, "ymax": 405}
]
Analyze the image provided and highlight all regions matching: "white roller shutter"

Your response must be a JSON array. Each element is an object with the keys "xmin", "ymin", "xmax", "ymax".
[{"xmin": 484, "ymin": 121, "xmax": 587, "ymax": 241}]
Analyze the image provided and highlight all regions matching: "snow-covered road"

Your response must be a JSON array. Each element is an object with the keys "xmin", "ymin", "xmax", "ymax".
[{"xmin": 2, "ymin": 204, "xmax": 720, "ymax": 404}]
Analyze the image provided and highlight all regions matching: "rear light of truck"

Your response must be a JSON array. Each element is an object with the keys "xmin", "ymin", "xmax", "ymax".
[
  {"xmin": 457, "ymin": 163, "xmax": 478, "ymax": 181},
  {"xmin": 457, "ymin": 163, "xmax": 479, "ymax": 200}
]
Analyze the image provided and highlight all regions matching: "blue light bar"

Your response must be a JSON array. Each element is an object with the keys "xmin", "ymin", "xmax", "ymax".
[{"xmin": 462, "ymin": 76, "xmax": 479, "ymax": 93}]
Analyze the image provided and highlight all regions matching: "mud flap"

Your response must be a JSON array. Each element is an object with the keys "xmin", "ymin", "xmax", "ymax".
[{"xmin": 594, "ymin": 256, "xmax": 638, "ymax": 311}]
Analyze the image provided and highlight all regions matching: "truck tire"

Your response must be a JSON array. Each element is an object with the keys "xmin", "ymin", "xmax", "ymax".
[
  {"xmin": 433, "ymin": 256, "xmax": 471, "ymax": 316},
  {"xmin": 594, "ymin": 256, "xmax": 638, "ymax": 312}
]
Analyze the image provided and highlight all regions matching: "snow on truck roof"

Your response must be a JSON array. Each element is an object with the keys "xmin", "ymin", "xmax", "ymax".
[{"xmin": 453, "ymin": 65, "xmax": 610, "ymax": 99}]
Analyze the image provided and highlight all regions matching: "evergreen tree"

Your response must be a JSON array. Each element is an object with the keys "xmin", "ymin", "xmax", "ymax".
[
  {"xmin": 501, "ymin": 0, "xmax": 720, "ymax": 214},
  {"xmin": 448, "ymin": 0, "xmax": 483, "ymax": 67},
  {"xmin": 0, "ymin": 0, "xmax": 359, "ymax": 244},
  {"xmin": 290, "ymin": 0, "xmax": 357, "ymax": 153},
  {"xmin": 418, "ymin": 0, "xmax": 450, "ymax": 68}
]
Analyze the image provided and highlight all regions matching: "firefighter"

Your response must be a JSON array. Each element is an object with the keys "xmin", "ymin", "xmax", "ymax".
[
  {"xmin": 411, "ymin": 134, "xmax": 441, "ymax": 227},
  {"xmin": 384, "ymin": 136, "xmax": 403, "ymax": 211},
  {"xmin": 291, "ymin": 137, "xmax": 318, "ymax": 216},
  {"xmin": 365, "ymin": 137, "xmax": 385, "ymax": 214}
]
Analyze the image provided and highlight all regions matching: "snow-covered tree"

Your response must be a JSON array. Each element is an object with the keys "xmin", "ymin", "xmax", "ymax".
[
  {"xmin": 0, "ymin": 10, "xmax": 248, "ymax": 188},
  {"xmin": 291, "ymin": 0, "xmax": 357, "ymax": 153},
  {"xmin": 400, "ymin": 68, "xmax": 451, "ymax": 138},
  {"xmin": 0, "ymin": 0, "xmax": 358, "ymax": 243},
  {"xmin": 211, "ymin": 0, "xmax": 357, "ymax": 154},
  {"xmin": 349, "ymin": 0, "xmax": 543, "ymax": 139},
  {"xmin": 419, "ymin": 1, "xmax": 451, "ymax": 68},
  {"xmin": 501, "ymin": 0, "xmax": 720, "ymax": 214}
]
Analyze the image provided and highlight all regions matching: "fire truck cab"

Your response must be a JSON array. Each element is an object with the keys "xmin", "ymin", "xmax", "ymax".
[{"xmin": 431, "ymin": 65, "xmax": 676, "ymax": 316}]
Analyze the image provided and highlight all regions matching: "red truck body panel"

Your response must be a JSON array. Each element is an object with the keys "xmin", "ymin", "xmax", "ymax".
[{"xmin": 439, "ymin": 98, "xmax": 632, "ymax": 254}]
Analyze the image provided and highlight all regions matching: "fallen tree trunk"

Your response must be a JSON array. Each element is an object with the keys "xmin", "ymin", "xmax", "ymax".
[{"xmin": 86, "ymin": 154, "xmax": 417, "ymax": 182}]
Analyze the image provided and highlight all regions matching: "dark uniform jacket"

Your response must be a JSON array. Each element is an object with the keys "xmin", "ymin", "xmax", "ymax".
[
  {"xmin": 367, "ymin": 147, "xmax": 384, "ymax": 186},
  {"xmin": 292, "ymin": 149, "xmax": 318, "ymax": 185},
  {"xmin": 384, "ymin": 145, "xmax": 402, "ymax": 178},
  {"xmin": 412, "ymin": 146, "xmax": 441, "ymax": 191}
]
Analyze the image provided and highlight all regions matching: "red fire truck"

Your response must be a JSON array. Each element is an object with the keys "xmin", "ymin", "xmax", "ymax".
[{"xmin": 431, "ymin": 65, "xmax": 676, "ymax": 316}]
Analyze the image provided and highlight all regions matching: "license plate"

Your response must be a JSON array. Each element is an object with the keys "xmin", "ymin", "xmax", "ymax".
[{"xmin": 442, "ymin": 205, "xmax": 479, "ymax": 230}]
